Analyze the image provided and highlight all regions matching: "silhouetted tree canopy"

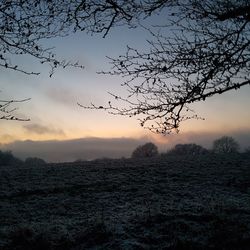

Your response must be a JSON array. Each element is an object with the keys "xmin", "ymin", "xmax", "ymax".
[
  {"xmin": 213, "ymin": 136, "xmax": 239, "ymax": 154},
  {"xmin": 1, "ymin": 1, "xmax": 249, "ymax": 129},
  {"xmin": 131, "ymin": 142, "xmax": 158, "ymax": 158}
]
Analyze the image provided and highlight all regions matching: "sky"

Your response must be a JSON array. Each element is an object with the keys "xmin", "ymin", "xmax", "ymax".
[{"xmin": 0, "ymin": 15, "xmax": 250, "ymax": 161}]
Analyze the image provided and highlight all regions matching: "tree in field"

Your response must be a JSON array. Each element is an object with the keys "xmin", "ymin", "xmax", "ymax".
[
  {"xmin": 1, "ymin": 1, "xmax": 249, "ymax": 130},
  {"xmin": 213, "ymin": 136, "xmax": 239, "ymax": 154},
  {"xmin": 131, "ymin": 142, "xmax": 158, "ymax": 158}
]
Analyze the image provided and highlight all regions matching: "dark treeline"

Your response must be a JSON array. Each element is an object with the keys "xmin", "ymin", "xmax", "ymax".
[
  {"xmin": 1, "ymin": 136, "xmax": 250, "ymax": 166},
  {"xmin": 0, "ymin": 151, "xmax": 46, "ymax": 167},
  {"xmin": 131, "ymin": 136, "xmax": 249, "ymax": 159}
]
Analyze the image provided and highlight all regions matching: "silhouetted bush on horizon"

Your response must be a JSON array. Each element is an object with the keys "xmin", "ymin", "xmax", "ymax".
[
  {"xmin": 0, "ymin": 150, "xmax": 23, "ymax": 166},
  {"xmin": 24, "ymin": 157, "xmax": 46, "ymax": 166},
  {"xmin": 166, "ymin": 143, "xmax": 209, "ymax": 156},
  {"xmin": 244, "ymin": 147, "xmax": 250, "ymax": 154},
  {"xmin": 131, "ymin": 142, "xmax": 159, "ymax": 159}
]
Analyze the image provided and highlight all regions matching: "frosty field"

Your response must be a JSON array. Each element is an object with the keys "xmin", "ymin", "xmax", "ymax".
[{"xmin": 0, "ymin": 154, "xmax": 250, "ymax": 249}]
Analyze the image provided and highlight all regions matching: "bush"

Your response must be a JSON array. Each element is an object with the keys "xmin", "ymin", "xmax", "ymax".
[
  {"xmin": 213, "ymin": 136, "xmax": 239, "ymax": 154},
  {"xmin": 167, "ymin": 143, "xmax": 208, "ymax": 156},
  {"xmin": 244, "ymin": 147, "xmax": 250, "ymax": 154},
  {"xmin": 0, "ymin": 150, "xmax": 22, "ymax": 166},
  {"xmin": 131, "ymin": 142, "xmax": 158, "ymax": 158},
  {"xmin": 25, "ymin": 157, "xmax": 46, "ymax": 166}
]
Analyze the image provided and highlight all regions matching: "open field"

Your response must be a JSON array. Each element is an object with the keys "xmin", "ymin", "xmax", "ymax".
[{"xmin": 1, "ymin": 154, "xmax": 250, "ymax": 249}]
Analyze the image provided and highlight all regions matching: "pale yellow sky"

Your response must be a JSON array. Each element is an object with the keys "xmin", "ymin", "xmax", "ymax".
[{"xmin": 0, "ymin": 84, "xmax": 249, "ymax": 145}]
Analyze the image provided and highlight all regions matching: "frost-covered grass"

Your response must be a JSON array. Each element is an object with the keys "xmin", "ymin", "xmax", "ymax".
[{"xmin": 0, "ymin": 154, "xmax": 250, "ymax": 249}]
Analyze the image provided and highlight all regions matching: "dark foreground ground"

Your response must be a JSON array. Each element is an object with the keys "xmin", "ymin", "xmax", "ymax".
[{"xmin": 0, "ymin": 154, "xmax": 250, "ymax": 249}]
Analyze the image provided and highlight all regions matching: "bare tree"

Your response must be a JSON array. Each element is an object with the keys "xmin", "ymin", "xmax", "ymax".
[
  {"xmin": 0, "ymin": 0, "xmax": 160, "ymax": 121},
  {"xmin": 0, "ymin": 98, "xmax": 30, "ymax": 121},
  {"xmin": 0, "ymin": 0, "xmax": 147, "ymax": 76},
  {"xmin": 81, "ymin": 0, "xmax": 250, "ymax": 134},
  {"xmin": 0, "ymin": 0, "xmax": 142, "ymax": 120},
  {"xmin": 213, "ymin": 136, "xmax": 239, "ymax": 154},
  {"xmin": 1, "ymin": 1, "xmax": 249, "ymax": 128}
]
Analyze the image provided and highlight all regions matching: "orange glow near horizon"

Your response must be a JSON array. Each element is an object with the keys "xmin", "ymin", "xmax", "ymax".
[{"xmin": 1, "ymin": 74, "xmax": 250, "ymax": 146}]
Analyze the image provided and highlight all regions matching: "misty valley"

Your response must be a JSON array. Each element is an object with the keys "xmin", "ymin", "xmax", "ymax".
[{"xmin": 1, "ymin": 153, "xmax": 250, "ymax": 249}]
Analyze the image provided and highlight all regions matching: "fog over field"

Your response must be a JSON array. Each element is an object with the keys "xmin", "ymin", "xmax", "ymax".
[{"xmin": 1, "ymin": 130, "xmax": 249, "ymax": 162}]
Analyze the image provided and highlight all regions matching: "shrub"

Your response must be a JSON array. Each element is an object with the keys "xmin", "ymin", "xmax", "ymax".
[
  {"xmin": 0, "ymin": 150, "xmax": 22, "ymax": 166},
  {"xmin": 25, "ymin": 157, "xmax": 46, "ymax": 166},
  {"xmin": 244, "ymin": 147, "xmax": 250, "ymax": 154},
  {"xmin": 213, "ymin": 136, "xmax": 239, "ymax": 154},
  {"xmin": 167, "ymin": 143, "xmax": 208, "ymax": 156},
  {"xmin": 131, "ymin": 142, "xmax": 158, "ymax": 158}
]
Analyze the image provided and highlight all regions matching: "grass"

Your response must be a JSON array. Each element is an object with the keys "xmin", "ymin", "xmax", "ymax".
[{"xmin": 0, "ymin": 154, "xmax": 250, "ymax": 249}]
